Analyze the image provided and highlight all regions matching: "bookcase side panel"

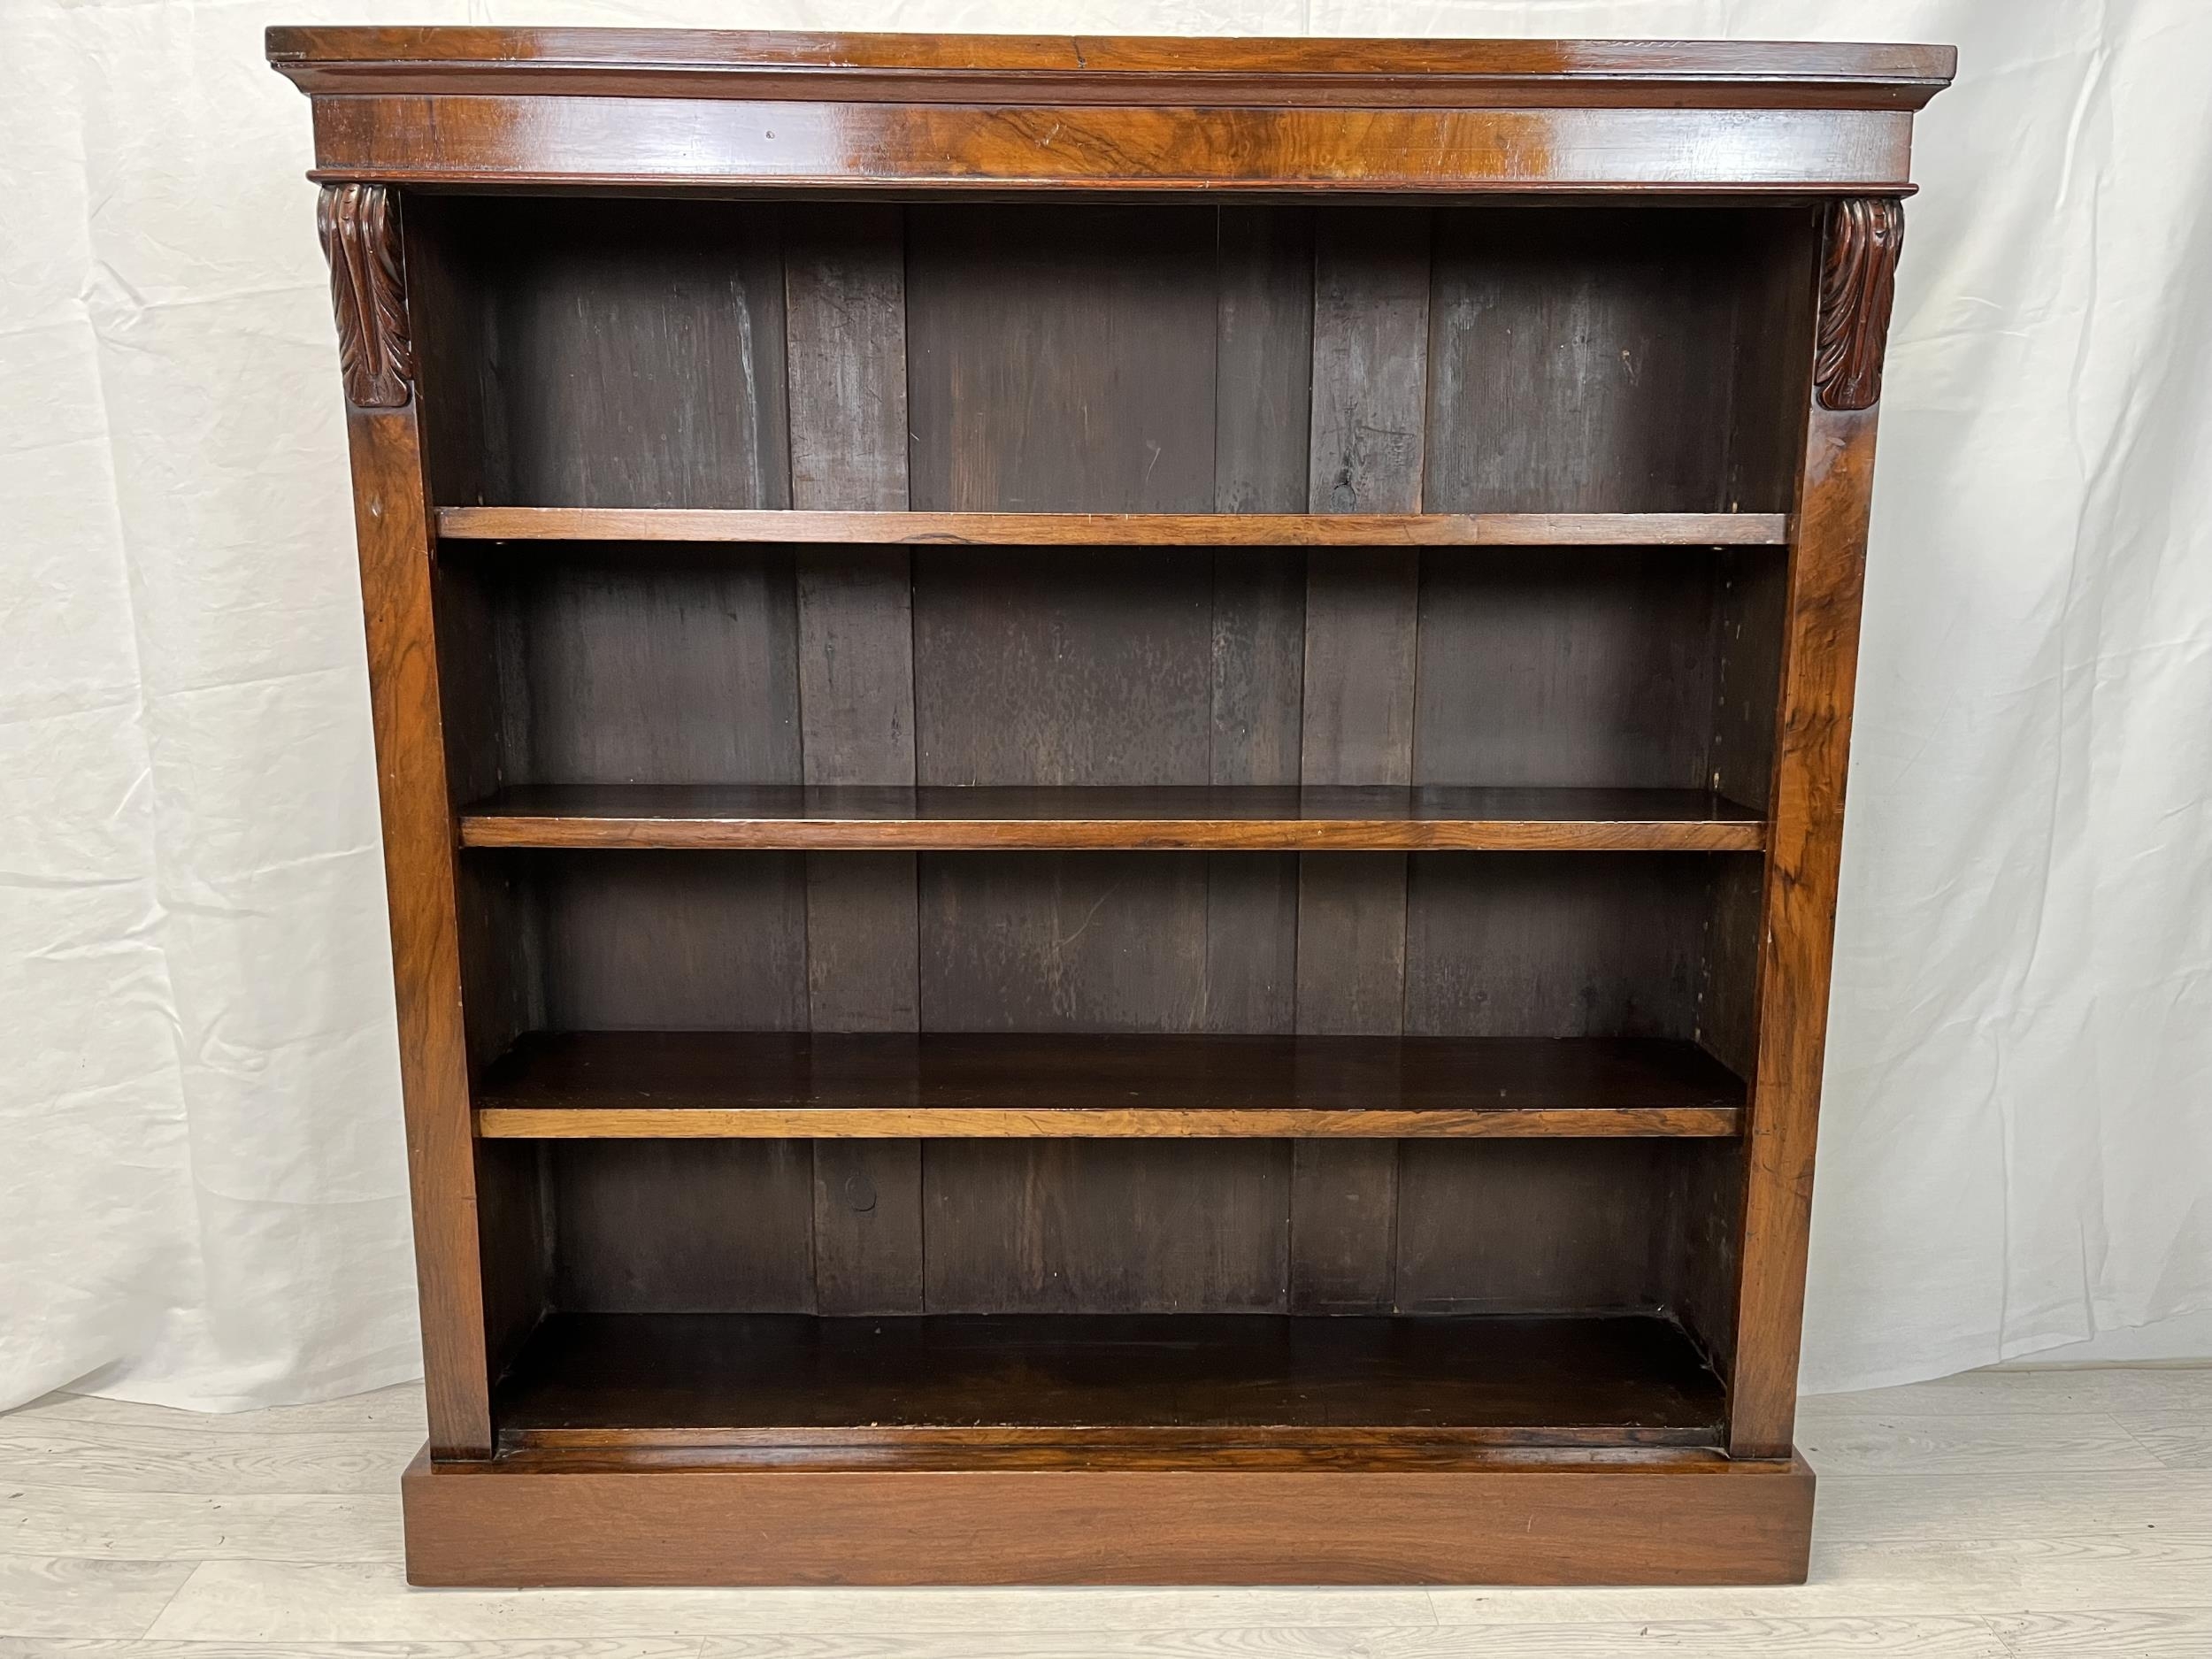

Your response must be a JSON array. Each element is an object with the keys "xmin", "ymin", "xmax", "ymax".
[
  {"xmin": 325, "ymin": 184, "xmax": 495, "ymax": 1458},
  {"xmin": 1730, "ymin": 200, "xmax": 1900, "ymax": 1455}
]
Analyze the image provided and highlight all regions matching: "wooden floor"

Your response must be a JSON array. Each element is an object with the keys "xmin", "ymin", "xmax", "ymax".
[{"xmin": 3, "ymin": 1365, "xmax": 2208, "ymax": 1654}]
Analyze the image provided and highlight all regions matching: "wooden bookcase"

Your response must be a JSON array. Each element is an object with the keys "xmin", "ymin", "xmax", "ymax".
[{"xmin": 270, "ymin": 27, "xmax": 1953, "ymax": 1586}]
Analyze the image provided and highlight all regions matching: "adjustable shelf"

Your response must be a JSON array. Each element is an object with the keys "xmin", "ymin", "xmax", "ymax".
[
  {"xmin": 457, "ymin": 784, "xmax": 1767, "ymax": 853},
  {"xmin": 473, "ymin": 1031, "xmax": 1748, "ymax": 1139},
  {"xmin": 435, "ymin": 506, "xmax": 1791, "ymax": 548}
]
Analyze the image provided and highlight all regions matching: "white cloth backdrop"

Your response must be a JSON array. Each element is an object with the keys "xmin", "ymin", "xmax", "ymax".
[{"xmin": 4, "ymin": 0, "xmax": 2208, "ymax": 1413}]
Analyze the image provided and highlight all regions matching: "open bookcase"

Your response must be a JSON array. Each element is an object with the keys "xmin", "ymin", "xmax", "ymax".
[{"xmin": 271, "ymin": 27, "xmax": 1952, "ymax": 1586}]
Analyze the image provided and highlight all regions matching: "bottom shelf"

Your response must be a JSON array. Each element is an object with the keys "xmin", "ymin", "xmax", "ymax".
[{"xmin": 495, "ymin": 1310, "xmax": 1725, "ymax": 1462}]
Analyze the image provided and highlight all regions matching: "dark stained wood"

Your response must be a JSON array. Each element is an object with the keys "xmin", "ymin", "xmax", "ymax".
[
  {"xmin": 530, "ymin": 850, "xmax": 807, "ymax": 1032},
  {"xmin": 805, "ymin": 854, "xmax": 923, "ymax": 1312},
  {"xmin": 1289, "ymin": 1141, "xmax": 1400, "ymax": 1312},
  {"xmin": 1411, "ymin": 552, "xmax": 1728, "ymax": 788},
  {"xmin": 495, "ymin": 1311, "xmax": 1724, "ymax": 1447},
  {"xmin": 797, "ymin": 853, "xmax": 919, "ymax": 1017},
  {"xmin": 319, "ymin": 185, "xmax": 413, "ymax": 409},
  {"xmin": 549, "ymin": 1140, "xmax": 814, "ymax": 1313},
  {"xmin": 1698, "ymin": 849, "xmax": 1769, "ymax": 1084},
  {"xmin": 916, "ymin": 852, "xmax": 1209, "ymax": 1033},
  {"xmin": 1425, "ymin": 208, "xmax": 1769, "ymax": 514},
  {"xmin": 910, "ymin": 559, "xmax": 1216, "ymax": 787},
  {"xmin": 442, "ymin": 198, "xmax": 790, "ymax": 511},
  {"xmin": 909, "ymin": 207, "xmax": 1217, "ymax": 515},
  {"xmin": 1710, "ymin": 553, "xmax": 1793, "ymax": 815},
  {"xmin": 434, "ymin": 506, "xmax": 1790, "ymax": 545},
  {"xmin": 1402, "ymin": 854, "xmax": 1727, "ymax": 1040},
  {"xmin": 281, "ymin": 21, "xmax": 1943, "ymax": 1589},
  {"xmin": 458, "ymin": 784, "xmax": 1766, "ymax": 852},
  {"xmin": 1815, "ymin": 198, "xmax": 1906, "ymax": 410},
  {"xmin": 1290, "ymin": 213, "xmax": 1430, "ymax": 1310},
  {"xmin": 501, "ymin": 549, "xmax": 801, "ymax": 784},
  {"xmin": 303, "ymin": 99, "xmax": 1922, "ymax": 196},
  {"xmin": 1293, "ymin": 856, "xmax": 1413, "ymax": 1034},
  {"xmin": 784, "ymin": 199, "xmax": 915, "ymax": 987},
  {"xmin": 1664, "ymin": 1139, "xmax": 1745, "ymax": 1378},
  {"xmin": 340, "ymin": 395, "xmax": 491, "ymax": 1455},
  {"xmin": 784, "ymin": 204, "xmax": 908, "ymax": 517},
  {"xmin": 1295, "ymin": 208, "xmax": 1427, "ymax": 1035},
  {"xmin": 1397, "ymin": 1141, "xmax": 1671, "ymax": 1313},
  {"xmin": 400, "ymin": 1444, "xmax": 1816, "ymax": 1584},
  {"xmin": 924, "ymin": 1140, "xmax": 1291, "ymax": 1313},
  {"xmin": 472, "ymin": 1031, "xmax": 1747, "ymax": 1139},
  {"xmin": 270, "ymin": 28, "xmax": 1955, "ymax": 110},
  {"xmin": 1203, "ymin": 210, "xmax": 1309, "ymax": 1038},
  {"xmin": 1203, "ymin": 204, "xmax": 1307, "ymax": 1030},
  {"xmin": 783, "ymin": 204, "xmax": 926, "ymax": 1313},
  {"xmin": 1731, "ymin": 399, "xmax": 1884, "ymax": 1458},
  {"xmin": 812, "ymin": 1138, "xmax": 925, "ymax": 1317}
]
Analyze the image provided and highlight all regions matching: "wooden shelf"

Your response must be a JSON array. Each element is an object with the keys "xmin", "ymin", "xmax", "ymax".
[
  {"xmin": 495, "ymin": 1310, "xmax": 1727, "ymax": 1460},
  {"xmin": 472, "ymin": 1032, "xmax": 1747, "ymax": 1139},
  {"xmin": 457, "ymin": 785, "xmax": 1767, "ymax": 853},
  {"xmin": 435, "ymin": 506, "xmax": 1790, "ymax": 548}
]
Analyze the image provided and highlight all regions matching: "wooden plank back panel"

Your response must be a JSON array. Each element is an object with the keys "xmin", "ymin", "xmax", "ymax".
[
  {"xmin": 1289, "ymin": 210, "xmax": 1430, "ymax": 1313},
  {"xmin": 1411, "ymin": 549, "xmax": 1724, "ymax": 790},
  {"xmin": 1397, "ymin": 1141, "xmax": 1671, "ymax": 1314},
  {"xmin": 907, "ymin": 205, "xmax": 1219, "ymax": 513},
  {"xmin": 476, "ymin": 198, "xmax": 789, "ymax": 510},
  {"xmin": 550, "ymin": 1140, "xmax": 814, "ymax": 1311},
  {"xmin": 1402, "ymin": 854, "xmax": 1718, "ymax": 1041},
  {"xmin": 917, "ymin": 852, "xmax": 1210, "ymax": 1033},
  {"xmin": 906, "ymin": 211, "xmax": 1281, "ymax": 1310},
  {"xmin": 1425, "ymin": 206, "xmax": 1771, "ymax": 515},
  {"xmin": 511, "ymin": 549, "xmax": 799, "ymax": 787},
  {"xmin": 923, "ymin": 1141, "xmax": 1293, "ymax": 1314},
  {"xmin": 1204, "ymin": 206, "xmax": 1309, "ymax": 1036},
  {"xmin": 533, "ymin": 850, "xmax": 807, "ymax": 1033},
  {"xmin": 412, "ymin": 197, "xmax": 1809, "ymax": 1333},
  {"xmin": 906, "ymin": 205, "xmax": 1225, "ymax": 1052},
  {"xmin": 785, "ymin": 203, "xmax": 926, "ymax": 1314}
]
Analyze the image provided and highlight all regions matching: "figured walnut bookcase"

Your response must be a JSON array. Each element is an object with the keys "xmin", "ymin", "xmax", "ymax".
[{"xmin": 270, "ymin": 27, "xmax": 1951, "ymax": 1586}]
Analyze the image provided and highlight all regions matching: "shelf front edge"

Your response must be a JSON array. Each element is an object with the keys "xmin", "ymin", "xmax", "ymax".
[
  {"xmin": 434, "ymin": 508, "xmax": 1793, "ymax": 547},
  {"xmin": 474, "ymin": 1105, "xmax": 1744, "ymax": 1139},
  {"xmin": 457, "ymin": 816, "xmax": 1768, "ymax": 854}
]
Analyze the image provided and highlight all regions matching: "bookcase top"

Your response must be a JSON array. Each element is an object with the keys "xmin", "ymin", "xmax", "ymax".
[
  {"xmin": 268, "ymin": 27, "xmax": 1953, "ymax": 192},
  {"xmin": 267, "ymin": 28, "xmax": 1955, "ymax": 110}
]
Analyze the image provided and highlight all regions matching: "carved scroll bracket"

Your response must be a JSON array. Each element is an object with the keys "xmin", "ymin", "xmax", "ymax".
[
  {"xmin": 1814, "ymin": 196, "xmax": 1904, "ymax": 411},
  {"xmin": 318, "ymin": 182, "xmax": 415, "ymax": 410}
]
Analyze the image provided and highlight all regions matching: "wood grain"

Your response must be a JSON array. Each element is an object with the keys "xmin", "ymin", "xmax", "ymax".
[
  {"xmin": 471, "ymin": 1031, "xmax": 1747, "ymax": 1139},
  {"xmin": 783, "ymin": 203, "xmax": 926, "ymax": 1313},
  {"xmin": 436, "ymin": 506, "xmax": 1790, "ymax": 546},
  {"xmin": 1204, "ymin": 207, "xmax": 1309, "ymax": 1038},
  {"xmin": 269, "ymin": 28, "xmax": 1957, "ymax": 111},
  {"xmin": 549, "ymin": 1140, "xmax": 813, "ymax": 1313},
  {"xmin": 1425, "ymin": 208, "xmax": 1761, "ymax": 514},
  {"xmin": 457, "ymin": 784, "xmax": 1766, "ymax": 851},
  {"xmin": 302, "ymin": 97, "xmax": 1921, "ymax": 195},
  {"xmin": 1730, "ymin": 407, "xmax": 1883, "ymax": 1457},
  {"xmin": 343, "ymin": 405, "xmax": 490, "ymax": 1461},
  {"xmin": 398, "ymin": 1444, "xmax": 1813, "ymax": 1586}
]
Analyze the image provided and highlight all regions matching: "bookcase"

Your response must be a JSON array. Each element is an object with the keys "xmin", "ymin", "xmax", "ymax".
[{"xmin": 270, "ymin": 27, "xmax": 1953, "ymax": 1586}]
